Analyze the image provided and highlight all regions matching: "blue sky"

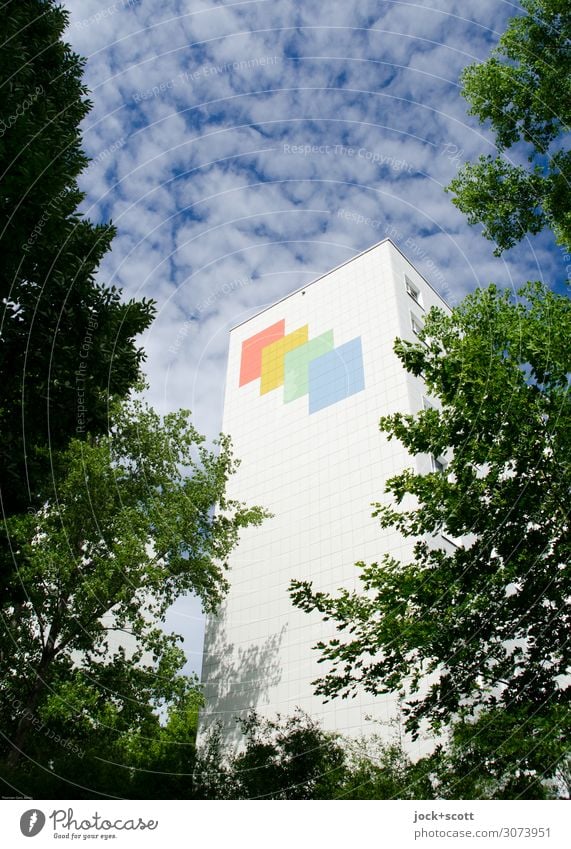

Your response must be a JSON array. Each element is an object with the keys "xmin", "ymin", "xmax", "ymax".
[{"xmin": 63, "ymin": 0, "xmax": 567, "ymax": 674}]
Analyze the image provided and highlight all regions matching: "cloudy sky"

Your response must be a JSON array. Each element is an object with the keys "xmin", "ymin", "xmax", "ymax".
[{"xmin": 62, "ymin": 0, "xmax": 566, "ymax": 673}]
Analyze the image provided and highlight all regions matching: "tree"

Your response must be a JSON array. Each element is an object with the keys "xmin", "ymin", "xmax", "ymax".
[
  {"xmin": 0, "ymin": 396, "xmax": 266, "ymax": 784},
  {"xmin": 290, "ymin": 282, "xmax": 570, "ymax": 789},
  {"xmin": 193, "ymin": 710, "xmax": 436, "ymax": 800},
  {"xmin": 194, "ymin": 709, "xmax": 347, "ymax": 799},
  {"xmin": 447, "ymin": 0, "xmax": 570, "ymax": 254},
  {"xmin": 430, "ymin": 707, "xmax": 569, "ymax": 800},
  {"xmin": 0, "ymin": 1, "xmax": 155, "ymax": 594},
  {"xmin": 338, "ymin": 733, "xmax": 436, "ymax": 800},
  {"xmin": 0, "ymin": 665, "xmax": 203, "ymax": 799}
]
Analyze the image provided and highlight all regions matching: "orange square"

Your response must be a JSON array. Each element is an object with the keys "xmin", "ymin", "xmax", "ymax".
[{"xmin": 239, "ymin": 319, "xmax": 285, "ymax": 386}]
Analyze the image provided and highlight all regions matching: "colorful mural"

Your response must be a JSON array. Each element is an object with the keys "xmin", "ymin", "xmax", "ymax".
[{"xmin": 239, "ymin": 320, "xmax": 364, "ymax": 413}]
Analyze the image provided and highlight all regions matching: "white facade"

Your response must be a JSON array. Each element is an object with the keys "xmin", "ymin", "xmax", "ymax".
[{"xmin": 200, "ymin": 239, "xmax": 450, "ymax": 752}]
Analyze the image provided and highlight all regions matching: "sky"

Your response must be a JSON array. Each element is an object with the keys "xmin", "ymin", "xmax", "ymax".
[{"xmin": 62, "ymin": 0, "xmax": 567, "ymax": 675}]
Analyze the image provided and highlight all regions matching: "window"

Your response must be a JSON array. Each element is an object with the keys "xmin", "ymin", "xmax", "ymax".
[
  {"xmin": 411, "ymin": 313, "xmax": 423, "ymax": 337},
  {"xmin": 431, "ymin": 454, "xmax": 446, "ymax": 473},
  {"xmin": 405, "ymin": 276, "xmax": 421, "ymax": 305}
]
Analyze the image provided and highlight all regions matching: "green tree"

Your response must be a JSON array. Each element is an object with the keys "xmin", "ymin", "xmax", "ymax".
[
  {"xmin": 447, "ymin": 0, "xmax": 570, "ymax": 254},
  {"xmin": 0, "ymin": 396, "xmax": 266, "ymax": 789},
  {"xmin": 195, "ymin": 709, "xmax": 347, "ymax": 799},
  {"xmin": 194, "ymin": 710, "xmax": 437, "ymax": 800},
  {"xmin": 430, "ymin": 707, "xmax": 568, "ymax": 800},
  {"xmin": 1, "ymin": 663, "xmax": 203, "ymax": 799},
  {"xmin": 338, "ymin": 734, "xmax": 436, "ymax": 800},
  {"xmin": 0, "ymin": 1, "xmax": 155, "ymax": 594},
  {"xmin": 290, "ymin": 283, "xmax": 570, "ymax": 790}
]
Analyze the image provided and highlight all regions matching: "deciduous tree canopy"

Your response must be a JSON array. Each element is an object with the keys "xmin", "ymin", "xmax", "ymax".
[
  {"xmin": 0, "ymin": 2, "xmax": 155, "ymax": 593},
  {"xmin": 447, "ymin": 0, "xmax": 570, "ymax": 254},
  {"xmin": 0, "ymin": 398, "xmax": 266, "ymax": 773}
]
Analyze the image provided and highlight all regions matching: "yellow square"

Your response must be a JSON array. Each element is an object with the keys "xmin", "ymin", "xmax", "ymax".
[{"xmin": 260, "ymin": 326, "xmax": 309, "ymax": 394}]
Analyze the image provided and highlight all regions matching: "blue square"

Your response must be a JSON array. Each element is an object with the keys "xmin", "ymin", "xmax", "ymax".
[{"xmin": 308, "ymin": 337, "xmax": 365, "ymax": 414}]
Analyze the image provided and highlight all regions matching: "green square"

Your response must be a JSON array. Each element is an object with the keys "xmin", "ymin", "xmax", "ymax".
[{"xmin": 284, "ymin": 330, "xmax": 334, "ymax": 402}]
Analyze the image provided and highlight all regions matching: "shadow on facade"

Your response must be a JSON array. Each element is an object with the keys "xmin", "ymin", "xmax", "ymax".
[{"xmin": 199, "ymin": 611, "xmax": 286, "ymax": 745}]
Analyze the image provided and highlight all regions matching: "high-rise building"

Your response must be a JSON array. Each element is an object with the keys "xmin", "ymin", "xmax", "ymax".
[{"xmin": 200, "ymin": 239, "xmax": 451, "ymax": 752}]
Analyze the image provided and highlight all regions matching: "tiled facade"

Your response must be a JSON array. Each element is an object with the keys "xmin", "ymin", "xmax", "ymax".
[{"xmin": 200, "ymin": 239, "xmax": 450, "ymax": 753}]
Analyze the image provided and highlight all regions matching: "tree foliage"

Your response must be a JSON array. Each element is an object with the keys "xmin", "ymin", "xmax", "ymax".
[
  {"xmin": 447, "ymin": 0, "xmax": 570, "ymax": 254},
  {"xmin": 0, "ymin": 397, "xmax": 266, "ymax": 781},
  {"xmin": 0, "ymin": 670, "xmax": 203, "ymax": 799},
  {"xmin": 290, "ymin": 283, "xmax": 570, "ymax": 787},
  {"xmin": 431, "ymin": 706, "xmax": 568, "ymax": 800},
  {"xmin": 194, "ymin": 710, "xmax": 437, "ymax": 800},
  {"xmin": 195, "ymin": 710, "xmax": 347, "ymax": 800},
  {"xmin": 196, "ymin": 709, "xmax": 568, "ymax": 800},
  {"xmin": 0, "ymin": 1, "xmax": 155, "ymax": 579}
]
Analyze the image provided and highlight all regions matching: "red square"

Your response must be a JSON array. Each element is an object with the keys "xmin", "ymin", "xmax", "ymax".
[{"xmin": 239, "ymin": 319, "xmax": 285, "ymax": 386}]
